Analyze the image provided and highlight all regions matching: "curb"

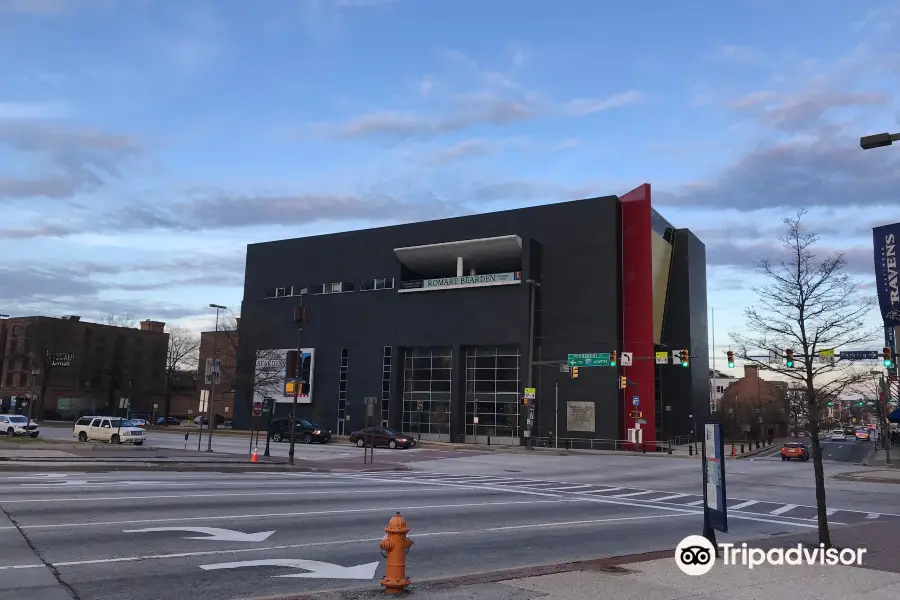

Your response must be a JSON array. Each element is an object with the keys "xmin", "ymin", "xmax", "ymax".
[
  {"xmin": 0, "ymin": 462, "xmax": 412, "ymax": 473},
  {"xmin": 252, "ymin": 548, "xmax": 676, "ymax": 599},
  {"xmin": 862, "ymin": 444, "xmax": 880, "ymax": 467},
  {"xmin": 833, "ymin": 472, "xmax": 900, "ymax": 485}
]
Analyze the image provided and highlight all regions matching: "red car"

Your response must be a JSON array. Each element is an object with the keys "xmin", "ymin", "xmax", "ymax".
[
  {"xmin": 349, "ymin": 427, "xmax": 416, "ymax": 449},
  {"xmin": 781, "ymin": 442, "xmax": 810, "ymax": 461}
]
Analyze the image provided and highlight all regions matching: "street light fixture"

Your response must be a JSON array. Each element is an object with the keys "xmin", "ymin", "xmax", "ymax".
[
  {"xmin": 206, "ymin": 303, "xmax": 227, "ymax": 452},
  {"xmin": 860, "ymin": 132, "xmax": 900, "ymax": 150}
]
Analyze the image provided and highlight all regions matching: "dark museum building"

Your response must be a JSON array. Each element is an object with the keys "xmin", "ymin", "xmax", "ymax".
[{"xmin": 234, "ymin": 184, "xmax": 709, "ymax": 446}]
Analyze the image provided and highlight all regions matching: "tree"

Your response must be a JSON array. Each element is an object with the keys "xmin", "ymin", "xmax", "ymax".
[
  {"xmin": 852, "ymin": 376, "xmax": 892, "ymax": 464},
  {"xmin": 163, "ymin": 326, "xmax": 200, "ymax": 422},
  {"xmin": 218, "ymin": 314, "xmax": 288, "ymax": 420},
  {"xmin": 730, "ymin": 209, "xmax": 878, "ymax": 548},
  {"xmin": 104, "ymin": 314, "xmax": 138, "ymax": 328}
]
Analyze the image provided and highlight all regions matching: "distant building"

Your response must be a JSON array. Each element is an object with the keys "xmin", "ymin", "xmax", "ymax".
[
  {"xmin": 0, "ymin": 315, "xmax": 168, "ymax": 419},
  {"xmin": 197, "ymin": 319, "xmax": 238, "ymax": 421},
  {"xmin": 708, "ymin": 369, "xmax": 738, "ymax": 413},
  {"xmin": 716, "ymin": 365, "xmax": 789, "ymax": 439}
]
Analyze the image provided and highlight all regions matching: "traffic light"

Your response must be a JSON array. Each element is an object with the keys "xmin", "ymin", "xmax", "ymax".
[
  {"xmin": 571, "ymin": 366, "xmax": 579, "ymax": 379},
  {"xmin": 785, "ymin": 349, "xmax": 794, "ymax": 368},
  {"xmin": 827, "ymin": 401, "xmax": 833, "ymax": 407},
  {"xmin": 859, "ymin": 401, "xmax": 864, "ymax": 407},
  {"xmin": 610, "ymin": 351, "xmax": 617, "ymax": 367},
  {"xmin": 680, "ymin": 350, "xmax": 689, "ymax": 367},
  {"xmin": 619, "ymin": 376, "xmax": 627, "ymax": 389},
  {"xmin": 884, "ymin": 347, "xmax": 893, "ymax": 368},
  {"xmin": 726, "ymin": 350, "xmax": 735, "ymax": 368}
]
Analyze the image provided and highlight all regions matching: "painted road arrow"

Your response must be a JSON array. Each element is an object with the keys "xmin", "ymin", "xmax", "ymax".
[
  {"xmin": 199, "ymin": 558, "xmax": 380, "ymax": 579},
  {"xmin": 123, "ymin": 527, "xmax": 275, "ymax": 542}
]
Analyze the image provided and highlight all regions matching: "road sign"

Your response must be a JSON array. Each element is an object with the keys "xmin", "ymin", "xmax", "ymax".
[
  {"xmin": 199, "ymin": 558, "xmax": 379, "ymax": 579},
  {"xmin": 567, "ymin": 353, "xmax": 610, "ymax": 367},
  {"xmin": 124, "ymin": 527, "xmax": 274, "ymax": 542},
  {"xmin": 621, "ymin": 352, "xmax": 633, "ymax": 366},
  {"xmin": 524, "ymin": 387, "xmax": 536, "ymax": 399},
  {"xmin": 632, "ymin": 396, "xmax": 640, "ymax": 406},
  {"xmin": 252, "ymin": 401, "xmax": 263, "ymax": 417},
  {"xmin": 655, "ymin": 351, "xmax": 668, "ymax": 364},
  {"xmin": 417, "ymin": 400, "xmax": 424, "ymax": 411},
  {"xmin": 671, "ymin": 350, "xmax": 686, "ymax": 365},
  {"xmin": 204, "ymin": 358, "xmax": 221, "ymax": 384},
  {"xmin": 118, "ymin": 397, "xmax": 130, "ymax": 409},
  {"xmin": 473, "ymin": 416, "xmax": 479, "ymax": 424},
  {"xmin": 364, "ymin": 396, "xmax": 378, "ymax": 404},
  {"xmin": 636, "ymin": 418, "xmax": 647, "ymax": 424},
  {"xmin": 199, "ymin": 390, "xmax": 209, "ymax": 414},
  {"xmin": 559, "ymin": 364, "xmax": 570, "ymax": 373},
  {"xmin": 840, "ymin": 350, "xmax": 879, "ymax": 360}
]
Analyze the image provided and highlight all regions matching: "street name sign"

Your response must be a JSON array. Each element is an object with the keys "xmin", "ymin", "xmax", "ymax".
[{"xmin": 567, "ymin": 353, "xmax": 611, "ymax": 367}]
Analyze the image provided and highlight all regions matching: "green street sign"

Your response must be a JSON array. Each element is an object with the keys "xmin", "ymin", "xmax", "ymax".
[{"xmin": 567, "ymin": 353, "xmax": 611, "ymax": 367}]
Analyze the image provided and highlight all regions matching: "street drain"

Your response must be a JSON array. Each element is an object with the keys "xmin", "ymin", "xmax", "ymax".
[
  {"xmin": 589, "ymin": 565, "xmax": 630, "ymax": 573},
  {"xmin": 504, "ymin": 469, "xmax": 521, "ymax": 473}
]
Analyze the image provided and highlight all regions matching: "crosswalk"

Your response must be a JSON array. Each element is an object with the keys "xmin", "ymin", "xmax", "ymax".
[{"xmin": 344, "ymin": 471, "xmax": 900, "ymax": 525}]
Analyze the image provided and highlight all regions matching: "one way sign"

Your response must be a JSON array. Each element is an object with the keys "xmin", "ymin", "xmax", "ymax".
[{"xmin": 620, "ymin": 352, "xmax": 633, "ymax": 366}]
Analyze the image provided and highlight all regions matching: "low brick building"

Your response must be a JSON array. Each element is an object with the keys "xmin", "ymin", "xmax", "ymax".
[
  {"xmin": 0, "ymin": 315, "xmax": 168, "ymax": 419},
  {"xmin": 197, "ymin": 319, "xmax": 238, "ymax": 421},
  {"xmin": 715, "ymin": 365, "xmax": 789, "ymax": 440}
]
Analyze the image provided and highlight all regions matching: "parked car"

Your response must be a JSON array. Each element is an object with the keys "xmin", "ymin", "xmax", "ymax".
[
  {"xmin": 156, "ymin": 416, "xmax": 182, "ymax": 425},
  {"xmin": 128, "ymin": 418, "xmax": 148, "ymax": 428},
  {"xmin": 73, "ymin": 416, "xmax": 146, "ymax": 445},
  {"xmin": 348, "ymin": 427, "xmax": 415, "ymax": 449},
  {"xmin": 781, "ymin": 441, "xmax": 810, "ymax": 461},
  {"xmin": 267, "ymin": 418, "xmax": 331, "ymax": 444},
  {"xmin": 0, "ymin": 414, "xmax": 39, "ymax": 437}
]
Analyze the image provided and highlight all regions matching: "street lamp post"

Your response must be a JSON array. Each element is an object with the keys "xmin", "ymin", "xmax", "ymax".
[
  {"xmin": 860, "ymin": 132, "xmax": 900, "ymax": 150},
  {"xmin": 206, "ymin": 303, "xmax": 226, "ymax": 452}
]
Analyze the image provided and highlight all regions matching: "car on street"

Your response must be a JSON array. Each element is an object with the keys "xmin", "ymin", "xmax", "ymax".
[
  {"xmin": 348, "ymin": 426, "xmax": 416, "ymax": 449},
  {"xmin": 855, "ymin": 429, "xmax": 870, "ymax": 441},
  {"xmin": 781, "ymin": 441, "xmax": 810, "ymax": 461},
  {"xmin": 73, "ymin": 416, "xmax": 146, "ymax": 445},
  {"xmin": 267, "ymin": 418, "xmax": 332, "ymax": 444},
  {"xmin": 128, "ymin": 418, "xmax": 148, "ymax": 428},
  {"xmin": 830, "ymin": 430, "xmax": 847, "ymax": 441},
  {"xmin": 0, "ymin": 414, "xmax": 39, "ymax": 437}
]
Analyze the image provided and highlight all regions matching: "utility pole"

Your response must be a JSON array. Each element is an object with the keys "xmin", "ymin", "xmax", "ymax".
[
  {"xmin": 288, "ymin": 302, "xmax": 307, "ymax": 466},
  {"xmin": 27, "ymin": 367, "xmax": 39, "ymax": 421},
  {"xmin": 206, "ymin": 304, "xmax": 226, "ymax": 452}
]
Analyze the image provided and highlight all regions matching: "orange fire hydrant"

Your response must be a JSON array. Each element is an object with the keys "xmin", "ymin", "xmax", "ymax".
[{"xmin": 379, "ymin": 512, "xmax": 413, "ymax": 594}]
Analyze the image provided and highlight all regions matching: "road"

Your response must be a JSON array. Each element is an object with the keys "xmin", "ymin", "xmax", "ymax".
[
  {"xmin": 749, "ymin": 438, "xmax": 873, "ymax": 464},
  {"xmin": 4, "ymin": 451, "xmax": 898, "ymax": 600}
]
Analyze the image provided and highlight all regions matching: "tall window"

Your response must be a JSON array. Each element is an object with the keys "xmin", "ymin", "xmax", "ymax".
[
  {"xmin": 382, "ymin": 347, "xmax": 392, "ymax": 427},
  {"xmin": 337, "ymin": 348, "xmax": 349, "ymax": 435},
  {"xmin": 465, "ymin": 346, "xmax": 520, "ymax": 441},
  {"xmin": 401, "ymin": 347, "xmax": 452, "ymax": 439}
]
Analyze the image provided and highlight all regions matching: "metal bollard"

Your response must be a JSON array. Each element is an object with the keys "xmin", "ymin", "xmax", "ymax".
[
  {"xmin": 689, "ymin": 445, "xmax": 694, "ymax": 456},
  {"xmin": 740, "ymin": 444, "xmax": 745, "ymax": 453},
  {"xmin": 379, "ymin": 512, "xmax": 413, "ymax": 594}
]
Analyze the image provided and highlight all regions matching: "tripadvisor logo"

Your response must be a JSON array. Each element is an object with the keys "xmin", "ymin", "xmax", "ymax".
[{"xmin": 674, "ymin": 535, "xmax": 867, "ymax": 576}]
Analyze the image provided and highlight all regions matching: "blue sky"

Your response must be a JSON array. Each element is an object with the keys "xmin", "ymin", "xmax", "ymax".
[{"xmin": 1, "ymin": 0, "xmax": 898, "ymax": 363}]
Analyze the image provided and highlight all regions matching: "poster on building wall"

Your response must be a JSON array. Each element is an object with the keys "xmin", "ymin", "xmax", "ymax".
[
  {"xmin": 253, "ymin": 348, "xmax": 316, "ymax": 405},
  {"xmin": 566, "ymin": 401, "xmax": 595, "ymax": 433}
]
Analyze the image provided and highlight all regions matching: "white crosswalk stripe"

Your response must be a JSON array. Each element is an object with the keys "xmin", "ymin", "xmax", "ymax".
[{"xmin": 342, "ymin": 472, "xmax": 896, "ymax": 524}]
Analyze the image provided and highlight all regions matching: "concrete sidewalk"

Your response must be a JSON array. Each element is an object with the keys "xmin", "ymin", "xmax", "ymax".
[{"xmin": 284, "ymin": 521, "xmax": 900, "ymax": 599}]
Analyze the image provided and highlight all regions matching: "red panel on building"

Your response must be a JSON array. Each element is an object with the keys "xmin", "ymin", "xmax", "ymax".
[{"xmin": 619, "ymin": 184, "xmax": 656, "ymax": 446}]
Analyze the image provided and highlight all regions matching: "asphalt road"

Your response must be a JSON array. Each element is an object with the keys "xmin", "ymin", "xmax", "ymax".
[
  {"xmin": 749, "ymin": 438, "xmax": 873, "ymax": 464},
  {"xmin": 3, "ymin": 451, "xmax": 897, "ymax": 600}
]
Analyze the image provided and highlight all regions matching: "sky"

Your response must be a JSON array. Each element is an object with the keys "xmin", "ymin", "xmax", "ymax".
[{"xmin": 1, "ymin": 0, "xmax": 899, "ymax": 369}]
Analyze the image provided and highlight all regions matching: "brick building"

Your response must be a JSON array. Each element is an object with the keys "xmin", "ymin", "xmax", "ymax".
[
  {"xmin": 197, "ymin": 321, "xmax": 238, "ymax": 421},
  {"xmin": 0, "ymin": 315, "xmax": 169, "ymax": 419},
  {"xmin": 715, "ymin": 365, "xmax": 789, "ymax": 440}
]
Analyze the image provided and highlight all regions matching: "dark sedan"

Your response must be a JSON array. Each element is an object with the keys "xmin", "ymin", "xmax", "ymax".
[
  {"xmin": 268, "ymin": 418, "xmax": 331, "ymax": 444},
  {"xmin": 349, "ymin": 427, "xmax": 415, "ymax": 449}
]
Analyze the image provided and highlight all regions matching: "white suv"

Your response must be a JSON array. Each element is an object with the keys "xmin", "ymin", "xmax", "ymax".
[
  {"xmin": 73, "ymin": 416, "xmax": 145, "ymax": 445},
  {"xmin": 0, "ymin": 414, "xmax": 40, "ymax": 437}
]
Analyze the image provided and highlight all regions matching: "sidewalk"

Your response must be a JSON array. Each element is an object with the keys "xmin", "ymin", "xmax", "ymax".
[{"xmin": 284, "ymin": 521, "xmax": 900, "ymax": 599}]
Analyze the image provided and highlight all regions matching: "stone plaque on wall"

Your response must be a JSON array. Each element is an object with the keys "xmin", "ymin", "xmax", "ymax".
[{"xmin": 567, "ymin": 401, "xmax": 595, "ymax": 433}]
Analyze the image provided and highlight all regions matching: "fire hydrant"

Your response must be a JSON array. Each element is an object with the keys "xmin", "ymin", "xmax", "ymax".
[{"xmin": 379, "ymin": 512, "xmax": 413, "ymax": 593}]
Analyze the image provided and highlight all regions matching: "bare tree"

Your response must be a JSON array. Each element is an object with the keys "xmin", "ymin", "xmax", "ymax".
[
  {"xmin": 104, "ymin": 314, "xmax": 138, "ymax": 328},
  {"xmin": 163, "ymin": 326, "xmax": 200, "ymax": 422},
  {"xmin": 853, "ymin": 376, "xmax": 892, "ymax": 464},
  {"xmin": 219, "ymin": 314, "xmax": 287, "ymax": 412},
  {"xmin": 730, "ymin": 209, "xmax": 878, "ymax": 548}
]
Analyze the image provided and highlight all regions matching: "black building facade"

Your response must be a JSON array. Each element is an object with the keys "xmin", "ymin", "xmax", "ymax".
[{"xmin": 236, "ymin": 184, "xmax": 709, "ymax": 445}]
